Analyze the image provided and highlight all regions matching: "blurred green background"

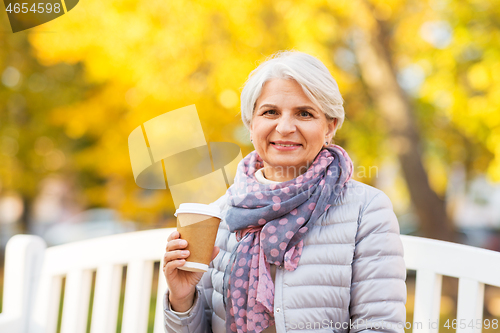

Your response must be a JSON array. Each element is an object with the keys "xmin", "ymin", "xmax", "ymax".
[{"xmin": 1, "ymin": 0, "xmax": 500, "ymax": 330}]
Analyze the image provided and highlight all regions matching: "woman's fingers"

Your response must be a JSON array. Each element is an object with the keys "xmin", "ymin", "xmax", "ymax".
[
  {"xmin": 164, "ymin": 231, "xmax": 190, "ymax": 275},
  {"xmin": 166, "ymin": 239, "xmax": 188, "ymax": 253},
  {"xmin": 166, "ymin": 231, "xmax": 183, "ymax": 248},
  {"xmin": 163, "ymin": 257, "xmax": 186, "ymax": 276},
  {"xmin": 163, "ymin": 249, "xmax": 189, "ymax": 270},
  {"xmin": 211, "ymin": 246, "xmax": 220, "ymax": 261},
  {"xmin": 164, "ymin": 249, "xmax": 190, "ymax": 265},
  {"xmin": 166, "ymin": 236, "xmax": 188, "ymax": 252},
  {"xmin": 167, "ymin": 230, "xmax": 179, "ymax": 242}
]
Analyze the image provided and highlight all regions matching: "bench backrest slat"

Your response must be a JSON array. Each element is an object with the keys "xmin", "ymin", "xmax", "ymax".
[
  {"xmin": 154, "ymin": 267, "xmax": 168, "ymax": 333},
  {"xmin": 456, "ymin": 278, "xmax": 485, "ymax": 333},
  {"xmin": 89, "ymin": 264, "xmax": 122, "ymax": 333},
  {"xmin": 30, "ymin": 273, "xmax": 63, "ymax": 333},
  {"xmin": 60, "ymin": 269, "xmax": 93, "ymax": 333},
  {"xmin": 413, "ymin": 269, "xmax": 442, "ymax": 333},
  {"xmin": 121, "ymin": 260, "xmax": 154, "ymax": 333}
]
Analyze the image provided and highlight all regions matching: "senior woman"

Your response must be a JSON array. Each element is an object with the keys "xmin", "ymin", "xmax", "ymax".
[{"xmin": 163, "ymin": 51, "xmax": 407, "ymax": 333}]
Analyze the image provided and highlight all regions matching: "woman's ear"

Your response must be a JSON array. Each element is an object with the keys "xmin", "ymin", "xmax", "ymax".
[{"xmin": 326, "ymin": 118, "xmax": 337, "ymax": 140}]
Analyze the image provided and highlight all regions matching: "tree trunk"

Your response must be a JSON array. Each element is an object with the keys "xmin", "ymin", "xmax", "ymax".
[{"xmin": 350, "ymin": 2, "xmax": 456, "ymax": 242}]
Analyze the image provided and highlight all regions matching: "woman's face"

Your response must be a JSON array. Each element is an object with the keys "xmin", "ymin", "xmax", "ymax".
[{"xmin": 250, "ymin": 78, "xmax": 336, "ymax": 181}]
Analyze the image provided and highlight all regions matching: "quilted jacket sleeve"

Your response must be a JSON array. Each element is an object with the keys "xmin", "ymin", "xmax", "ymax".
[
  {"xmin": 163, "ymin": 273, "xmax": 214, "ymax": 333},
  {"xmin": 349, "ymin": 191, "xmax": 407, "ymax": 333}
]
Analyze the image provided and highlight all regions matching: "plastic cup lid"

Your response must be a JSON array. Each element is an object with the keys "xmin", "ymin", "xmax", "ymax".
[{"xmin": 174, "ymin": 203, "xmax": 222, "ymax": 219}]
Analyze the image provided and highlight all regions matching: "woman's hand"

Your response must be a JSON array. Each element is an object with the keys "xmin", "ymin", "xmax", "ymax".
[{"xmin": 163, "ymin": 230, "xmax": 219, "ymax": 312}]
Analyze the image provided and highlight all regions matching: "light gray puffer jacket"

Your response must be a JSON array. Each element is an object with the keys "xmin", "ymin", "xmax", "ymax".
[{"xmin": 164, "ymin": 179, "xmax": 407, "ymax": 332}]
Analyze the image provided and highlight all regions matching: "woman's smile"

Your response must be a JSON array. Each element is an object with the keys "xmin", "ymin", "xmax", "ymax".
[{"xmin": 270, "ymin": 140, "xmax": 302, "ymax": 150}]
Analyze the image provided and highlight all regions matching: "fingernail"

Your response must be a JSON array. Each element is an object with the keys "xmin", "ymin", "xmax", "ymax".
[
  {"xmin": 180, "ymin": 240, "xmax": 187, "ymax": 246},
  {"xmin": 182, "ymin": 250, "xmax": 189, "ymax": 255}
]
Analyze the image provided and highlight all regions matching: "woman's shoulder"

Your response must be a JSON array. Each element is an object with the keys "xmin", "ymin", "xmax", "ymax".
[
  {"xmin": 334, "ymin": 179, "xmax": 397, "ymax": 230},
  {"xmin": 343, "ymin": 179, "xmax": 400, "ymax": 239},
  {"xmin": 342, "ymin": 178, "xmax": 393, "ymax": 208}
]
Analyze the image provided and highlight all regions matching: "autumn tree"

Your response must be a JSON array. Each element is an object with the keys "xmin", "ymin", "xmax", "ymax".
[{"xmin": 1, "ymin": 0, "xmax": 498, "ymax": 237}]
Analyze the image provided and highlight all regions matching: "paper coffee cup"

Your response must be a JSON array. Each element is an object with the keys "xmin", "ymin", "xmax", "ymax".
[{"xmin": 175, "ymin": 203, "xmax": 222, "ymax": 272}]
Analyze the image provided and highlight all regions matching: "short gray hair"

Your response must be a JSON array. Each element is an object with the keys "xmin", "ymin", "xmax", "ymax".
[{"xmin": 240, "ymin": 50, "xmax": 345, "ymax": 137}]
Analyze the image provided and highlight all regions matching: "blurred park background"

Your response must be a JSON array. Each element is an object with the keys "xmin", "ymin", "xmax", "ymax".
[{"xmin": 1, "ymin": 0, "xmax": 500, "ymax": 331}]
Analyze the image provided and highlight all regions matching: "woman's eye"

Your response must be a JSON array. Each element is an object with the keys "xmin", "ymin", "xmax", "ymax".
[
  {"xmin": 299, "ymin": 111, "xmax": 313, "ymax": 117},
  {"xmin": 263, "ymin": 110, "xmax": 277, "ymax": 115}
]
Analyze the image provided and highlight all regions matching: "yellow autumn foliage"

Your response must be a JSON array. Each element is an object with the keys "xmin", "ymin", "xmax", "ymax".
[{"xmin": 1, "ymin": 0, "xmax": 499, "ymax": 225}]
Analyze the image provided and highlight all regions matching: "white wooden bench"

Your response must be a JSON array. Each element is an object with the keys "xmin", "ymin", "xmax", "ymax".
[{"xmin": 1, "ymin": 230, "xmax": 500, "ymax": 333}]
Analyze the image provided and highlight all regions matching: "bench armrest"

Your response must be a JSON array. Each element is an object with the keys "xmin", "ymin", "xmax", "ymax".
[
  {"xmin": 1, "ymin": 234, "xmax": 46, "ymax": 332},
  {"xmin": 0, "ymin": 313, "xmax": 23, "ymax": 332}
]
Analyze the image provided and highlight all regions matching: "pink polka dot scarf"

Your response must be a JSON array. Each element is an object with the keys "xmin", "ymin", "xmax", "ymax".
[{"xmin": 223, "ymin": 144, "xmax": 353, "ymax": 333}]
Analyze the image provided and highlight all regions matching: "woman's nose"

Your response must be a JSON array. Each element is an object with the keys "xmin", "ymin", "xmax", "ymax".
[{"xmin": 275, "ymin": 115, "xmax": 296, "ymax": 135}]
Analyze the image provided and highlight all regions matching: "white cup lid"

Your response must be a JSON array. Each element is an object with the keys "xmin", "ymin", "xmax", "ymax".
[{"xmin": 174, "ymin": 203, "xmax": 222, "ymax": 219}]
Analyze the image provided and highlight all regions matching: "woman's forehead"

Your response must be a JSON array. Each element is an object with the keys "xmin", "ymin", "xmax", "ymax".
[{"xmin": 257, "ymin": 79, "xmax": 314, "ymax": 105}]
